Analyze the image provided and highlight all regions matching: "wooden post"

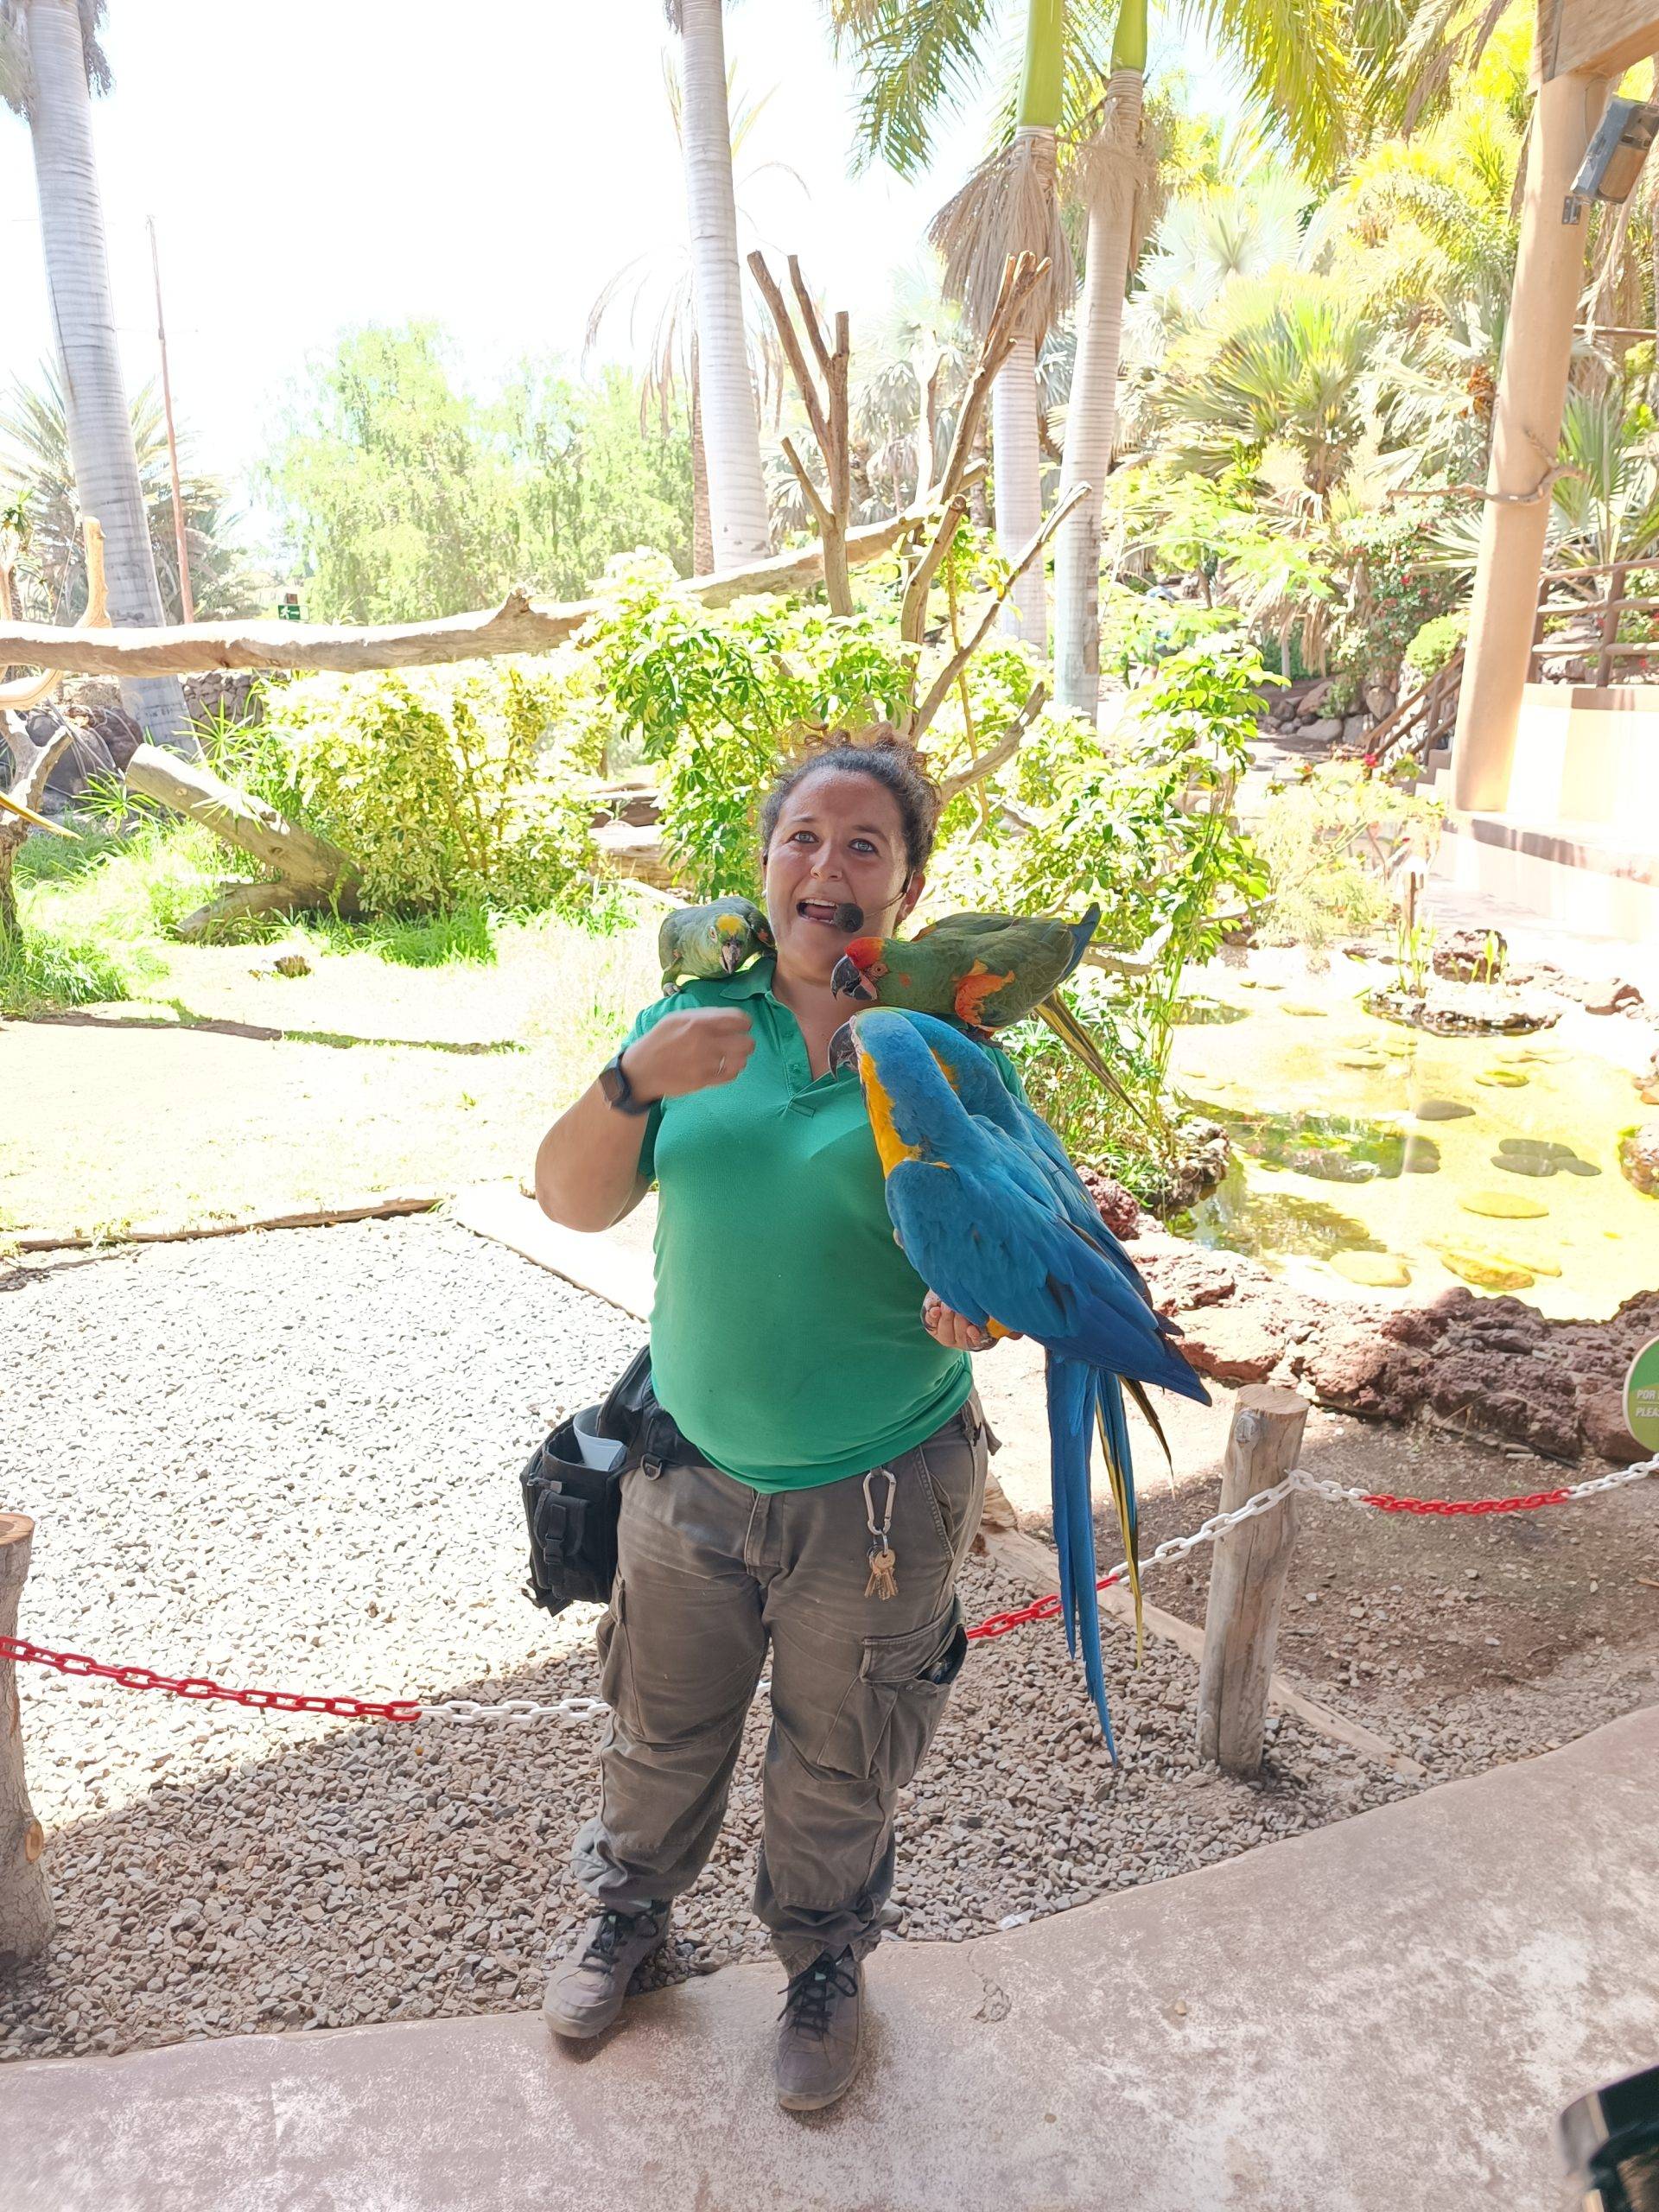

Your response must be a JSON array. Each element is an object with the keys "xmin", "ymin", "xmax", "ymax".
[
  {"xmin": 0, "ymin": 1514, "xmax": 54, "ymax": 1968},
  {"xmin": 1595, "ymin": 560, "xmax": 1628, "ymax": 688},
  {"xmin": 1196, "ymin": 1386, "xmax": 1309, "ymax": 1776}
]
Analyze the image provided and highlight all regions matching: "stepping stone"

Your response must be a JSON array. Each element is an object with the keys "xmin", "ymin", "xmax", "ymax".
[
  {"xmin": 1414, "ymin": 1099, "xmax": 1474, "ymax": 1121},
  {"xmin": 1430, "ymin": 1241, "xmax": 1535, "ymax": 1291},
  {"xmin": 1281, "ymin": 1001, "xmax": 1328, "ymax": 1017},
  {"xmin": 1336, "ymin": 1054, "xmax": 1387, "ymax": 1071},
  {"xmin": 1332, "ymin": 1249, "xmax": 1412, "ymax": 1287},
  {"xmin": 1476, "ymin": 1067, "xmax": 1529, "ymax": 1088},
  {"xmin": 1492, "ymin": 1153, "xmax": 1557, "ymax": 1178},
  {"xmin": 1461, "ymin": 1189, "xmax": 1549, "ymax": 1220},
  {"xmin": 1559, "ymin": 1157, "xmax": 1602, "ymax": 1176},
  {"xmin": 1497, "ymin": 1137, "xmax": 1574, "ymax": 1159}
]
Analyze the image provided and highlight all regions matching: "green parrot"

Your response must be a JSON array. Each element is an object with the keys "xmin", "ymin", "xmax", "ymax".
[
  {"xmin": 658, "ymin": 895, "xmax": 775, "ymax": 994},
  {"xmin": 830, "ymin": 904, "xmax": 1137, "ymax": 1113}
]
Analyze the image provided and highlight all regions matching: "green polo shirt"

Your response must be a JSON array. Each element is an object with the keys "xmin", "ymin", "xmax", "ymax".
[{"xmin": 621, "ymin": 957, "xmax": 1027, "ymax": 1492}]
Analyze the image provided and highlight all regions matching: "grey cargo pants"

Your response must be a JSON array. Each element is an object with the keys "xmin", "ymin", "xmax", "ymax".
[{"xmin": 571, "ymin": 1392, "xmax": 990, "ymax": 1974}]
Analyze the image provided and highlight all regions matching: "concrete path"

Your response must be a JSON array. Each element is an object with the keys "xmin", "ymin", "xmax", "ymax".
[{"xmin": 3, "ymin": 1708, "xmax": 1655, "ymax": 2212}]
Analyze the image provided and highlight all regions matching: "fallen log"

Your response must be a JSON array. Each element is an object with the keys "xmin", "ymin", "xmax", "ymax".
[{"xmin": 0, "ymin": 508, "xmax": 934, "ymax": 679}]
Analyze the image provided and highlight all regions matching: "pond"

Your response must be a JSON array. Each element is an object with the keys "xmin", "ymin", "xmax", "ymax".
[{"xmin": 1166, "ymin": 960, "xmax": 1655, "ymax": 1319}]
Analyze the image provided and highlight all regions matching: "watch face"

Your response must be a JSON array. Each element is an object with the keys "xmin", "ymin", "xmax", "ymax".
[{"xmin": 599, "ymin": 1055, "xmax": 629, "ymax": 1109}]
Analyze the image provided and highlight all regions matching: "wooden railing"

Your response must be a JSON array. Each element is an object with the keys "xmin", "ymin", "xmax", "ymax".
[
  {"xmin": 1529, "ymin": 558, "xmax": 1659, "ymax": 686},
  {"xmin": 1367, "ymin": 648, "xmax": 1465, "ymax": 769}
]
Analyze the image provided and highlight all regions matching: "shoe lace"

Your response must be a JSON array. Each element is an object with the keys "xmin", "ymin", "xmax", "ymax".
[
  {"xmin": 779, "ymin": 1951, "xmax": 859, "ymax": 2039},
  {"xmin": 579, "ymin": 1908, "xmax": 656, "ymax": 1972}
]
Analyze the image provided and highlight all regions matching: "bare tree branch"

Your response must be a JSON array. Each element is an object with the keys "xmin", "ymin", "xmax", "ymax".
[{"xmin": 936, "ymin": 679, "xmax": 1047, "ymax": 802}]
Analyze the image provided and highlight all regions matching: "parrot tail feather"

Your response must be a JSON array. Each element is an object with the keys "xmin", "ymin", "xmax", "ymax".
[
  {"xmin": 1122, "ymin": 1377, "xmax": 1178, "ymax": 1498},
  {"xmin": 1034, "ymin": 996, "xmax": 1147, "ymax": 1128},
  {"xmin": 1094, "ymin": 1374, "xmax": 1143, "ymax": 1668}
]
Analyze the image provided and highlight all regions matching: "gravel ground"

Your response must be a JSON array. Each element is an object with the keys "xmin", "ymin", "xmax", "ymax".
[{"xmin": 1, "ymin": 1216, "xmax": 1424, "ymax": 2064}]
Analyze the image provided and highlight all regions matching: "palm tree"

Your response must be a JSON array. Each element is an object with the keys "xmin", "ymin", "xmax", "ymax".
[
  {"xmin": 928, "ymin": 0, "xmax": 1071, "ymax": 650},
  {"xmin": 0, "ymin": 0, "xmax": 194, "ymax": 750},
  {"xmin": 587, "ymin": 60, "xmax": 795, "ymax": 573},
  {"xmin": 838, "ymin": 0, "xmax": 1351, "ymax": 710},
  {"xmin": 0, "ymin": 365, "xmax": 264, "ymax": 626},
  {"xmin": 666, "ymin": 0, "xmax": 772, "ymax": 563}
]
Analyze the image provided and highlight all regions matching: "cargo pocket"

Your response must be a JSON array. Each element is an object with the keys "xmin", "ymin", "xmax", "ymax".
[
  {"xmin": 594, "ymin": 1576, "xmax": 640, "ymax": 1738},
  {"xmin": 918, "ymin": 1400, "xmax": 988, "ymax": 1560},
  {"xmin": 813, "ymin": 1599, "xmax": 969, "ymax": 1785}
]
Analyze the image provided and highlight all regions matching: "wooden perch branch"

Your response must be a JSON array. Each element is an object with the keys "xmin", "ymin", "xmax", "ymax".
[
  {"xmin": 0, "ymin": 518, "xmax": 108, "ymax": 712},
  {"xmin": 0, "ymin": 507, "xmax": 938, "ymax": 679},
  {"xmin": 937, "ymin": 680, "xmax": 1047, "ymax": 803},
  {"xmin": 747, "ymin": 251, "xmax": 855, "ymax": 615},
  {"xmin": 910, "ymin": 481, "xmax": 1088, "ymax": 739}
]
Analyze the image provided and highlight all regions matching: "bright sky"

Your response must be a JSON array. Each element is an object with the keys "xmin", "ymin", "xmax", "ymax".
[{"xmin": 0, "ymin": 0, "xmax": 1226, "ymax": 543}]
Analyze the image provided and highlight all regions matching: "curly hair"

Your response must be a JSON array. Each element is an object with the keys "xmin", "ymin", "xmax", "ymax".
[{"xmin": 757, "ymin": 728, "xmax": 942, "ymax": 879}]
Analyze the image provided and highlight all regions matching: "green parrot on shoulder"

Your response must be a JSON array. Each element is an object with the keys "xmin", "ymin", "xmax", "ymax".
[
  {"xmin": 658, "ymin": 896, "xmax": 775, "ymax": 995},
  {"xmin": 830, "ymin": 905, "xmax": 1135, "ymax": 1111}
]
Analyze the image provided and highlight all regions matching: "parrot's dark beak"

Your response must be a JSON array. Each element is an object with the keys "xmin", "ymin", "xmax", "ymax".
[
  {"xmin": 830, "ymin": 954, "xmax": 874, "ymax": 1001},
  {"xmin": 826, "ymin": 1020, "xmax": 858, "ymax": 1075},
  {"xmin": 720, "ymin": 940, "xmax": 743, "ymax": 973}
]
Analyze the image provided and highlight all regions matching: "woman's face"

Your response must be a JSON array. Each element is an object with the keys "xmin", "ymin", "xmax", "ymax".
[{"xmin": 762, "ymin": 768, "xmax": 923, "ymax": 985}]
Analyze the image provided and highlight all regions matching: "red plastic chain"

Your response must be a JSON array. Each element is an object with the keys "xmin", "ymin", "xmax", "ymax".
[
  {"xmin": 0, "ymin": 1635, "xmax": 422, "ymax": 1723},
  {"xmin": 1358, "ymin": 1488, "xmax": 1573, "ymax": 1516},
  {"xmin": 0, "ymin": 1477, "xmax": 1601, "ymax": 1704}
]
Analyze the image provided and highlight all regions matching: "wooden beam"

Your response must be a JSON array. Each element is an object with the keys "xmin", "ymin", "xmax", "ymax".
[
  {"xmin": 1538, "ymin": 0, "xmax": 1659, "ymax": 81},
  {"xmin": 0, "ymin": 508, "xmax": 932, "ymax": 679}
]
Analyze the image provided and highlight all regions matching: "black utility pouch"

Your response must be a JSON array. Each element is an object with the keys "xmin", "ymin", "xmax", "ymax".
[{"xmin": 520, "ymin": 1344, "xmax": 653, "ymax": 1616}]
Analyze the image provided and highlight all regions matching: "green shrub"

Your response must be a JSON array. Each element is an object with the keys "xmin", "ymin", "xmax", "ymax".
[
  {"xmin": 1401, "ymin": 607, "xmax": 1470, "ymax": 691},
  {"xmin": 259, "ymin": 659, "xmax": 601, "ymax": 912},
  {"xmin": 0, "ymin": 924, "xmax": 133, "ymax": 1017},
  {"xmin": 1255, "ymin": 760, "xmax": 1444, "ymax": 950}
]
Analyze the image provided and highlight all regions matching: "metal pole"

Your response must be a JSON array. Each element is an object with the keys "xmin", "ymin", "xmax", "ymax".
[{"xmin": 146, "ymin": 216, "xmax": 195, "ymax": 626}]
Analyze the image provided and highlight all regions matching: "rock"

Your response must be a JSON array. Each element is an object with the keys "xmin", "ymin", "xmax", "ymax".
[
  {"xmin": 1433, "ymin": 929, "xmax": 1508, "ymax": 984},
  {"xmin": 1073, "ymin": 1167, "xmax": 1145, "ymax": 1241},
  {"xmin": 1577, "ymin": 1388, "xmax": 1643, "ymax": 1463},
  {"xmin": 1460, "ymin": 1190, "xmax": 1548, "ymax": 1220},
  {"xmin": 1163, "ymin": 1304, "xmax": 1287, "ymax": 1383},
  {"xmin": 1304, "ymin": 716, "xmax": 1344, "ymax": 743},
  {"xmin": 1618, "ymin": 1122, "xmax": 1659, "ymax": 1197},
  {"xmin": 1414, "ymin": 1099, "xmax": 1474, "ymax": 1122},
  {"xmin": 1341, "ymin": 714, "xmax": 1370, "ymax": 744},
  {"xmin": 1362, "ymin": 683, "xmax": 1397, "ymax": 721},
  {"xmin": 1583, "ymin": 977, "xmax": 1642, "ymax": 1015},
  {"xmin": 1331, "ymin": 1249, "xmax": 1411, "ymax": 1287},
  {"xmin": 1491, "ymin": 1152, "xmax": 1556, "ymax": 1178},
  {"xmin": 1366, "ymin": 984, "xmax": 1560, "ymax": 1039}
]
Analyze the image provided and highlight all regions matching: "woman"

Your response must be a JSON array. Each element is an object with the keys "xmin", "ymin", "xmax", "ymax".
[{"xmin": 533, "ymin": 738, "xmax": 1024, "ymax": 2112}]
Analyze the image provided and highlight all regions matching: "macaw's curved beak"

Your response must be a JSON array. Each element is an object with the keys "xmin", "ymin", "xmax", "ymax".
[
  {"xmin": 830, "ymin": 954, "xmax": 875, "ymax": 1001},
  {"xmin": 826, "ymin": 1019, "xmax": 858, "ymax": 1075},
  {"xmin": 720, "ymin": 938, "xmax": 743, "ymax": 973}
]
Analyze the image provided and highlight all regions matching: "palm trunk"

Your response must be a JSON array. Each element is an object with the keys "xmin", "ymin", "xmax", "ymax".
[
  {"xmin": 677, "ymin": 0, "xmax": 769, "ymax": 563},
  {"xmin": 994, "ymin": 324, "xmax": 1046, "ymax": 646},
  {"xmin": 690, "ymin": 337, "xmax": 715, "ymax": 573},
  {"xmin": 1055, "ymin": 66, "xmax": 1144, "ymax": 717},
  {"xmin": 22, "ymin": 0, "xmax": 195, "ymax": 754}
]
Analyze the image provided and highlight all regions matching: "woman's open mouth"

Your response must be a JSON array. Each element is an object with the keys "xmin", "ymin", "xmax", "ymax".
[{"xmin": 796, "ymin": 899, "xmax": 863, "ymax": 932}]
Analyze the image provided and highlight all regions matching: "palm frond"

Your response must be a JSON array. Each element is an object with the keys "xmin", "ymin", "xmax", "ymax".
[
  {"xmin": 832, "ymin": 0, "xmax": 1001, "ymax": 179},
  {"xmin": 929, "ymin": 130, "xmax": 1074, "ymax": 337}
]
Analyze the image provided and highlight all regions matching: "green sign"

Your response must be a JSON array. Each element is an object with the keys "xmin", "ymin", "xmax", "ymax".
[{"xmin": 1624, "ymin": 1335, "xmax": 1659, "ymax": 1453}]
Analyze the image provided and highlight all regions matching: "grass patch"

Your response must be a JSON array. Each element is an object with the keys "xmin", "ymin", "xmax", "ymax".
[{"xmin": 0, "ymin": 925, "xmax": 134, "ymax": 1018}]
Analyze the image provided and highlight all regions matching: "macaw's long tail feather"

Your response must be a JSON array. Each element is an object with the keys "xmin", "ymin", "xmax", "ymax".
[
  {"xmin": 1123, "ymin": 1376, "xmax": 1178, "ymax": 1499},
  {"xmin": 1034, "ymin": 995, "xmax": 1146, "ymax": 1127},
  {"xmin": 1047, "ymin": 1353, "xmax": 1116, "ymax": 1758},
  {"xmin": 1094, "ymin": 1372, "xmax": 1143, "ymax": 1665}
]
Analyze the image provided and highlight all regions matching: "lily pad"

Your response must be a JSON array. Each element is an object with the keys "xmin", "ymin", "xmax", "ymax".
[
  {"xmin": 1414, "ymin": 1098, "xmax": 1475, "ymax": 1121},
  {"xmin": 1461, "ymin": 1189, "xmax": 1549, "ymax": 1220},
  {"xmin": 1475, "ymin": 1067, "xmax": 1529, "ymax": 1088},
  {"xmin": 1281, "ymin": 1001, "xmax": 1329, "ymax": 1017},
  {"xmin": 1335, "ymin": 1053, "xmax": 1388, "ymax": 1071},
  {"xmin": 1430, "ymin": 1241, "xmax": 1535, "ymax": 1292},
  {"xmin": 1332, "ymin": 1249, "xmax": 1412, "ymax": 1287}
]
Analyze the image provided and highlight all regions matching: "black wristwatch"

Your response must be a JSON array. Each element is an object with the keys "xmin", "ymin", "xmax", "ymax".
[{"xmin": 598, "ymin": 1046, "xmax": 656, "ymax": 1117}]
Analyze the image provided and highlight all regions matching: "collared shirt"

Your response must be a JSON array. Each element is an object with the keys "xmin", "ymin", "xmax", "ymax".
[{"xmin": 621, "ymin": 956, "xmax": 1027, "ymax": 1492}]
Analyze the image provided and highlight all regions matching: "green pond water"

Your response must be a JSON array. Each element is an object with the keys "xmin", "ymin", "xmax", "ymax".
[{"xmin": 1167, "ymin": 970, "xmax": 1655, "ymax": 1319}]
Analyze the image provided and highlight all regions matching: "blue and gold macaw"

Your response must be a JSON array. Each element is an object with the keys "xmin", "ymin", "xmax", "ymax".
[{"xmin": 847, "ymin": 1007, "xmax": 1211, "ymax": 1752}]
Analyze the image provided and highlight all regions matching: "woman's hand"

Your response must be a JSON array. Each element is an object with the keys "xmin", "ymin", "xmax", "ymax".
[
  {"xmin": 921, "ymin": 1292, "xmax": 1023, "ymax": 1352},
  {"xmin": 624, "ymin": 1007, "xmax": 755, "ymax": 1102}
]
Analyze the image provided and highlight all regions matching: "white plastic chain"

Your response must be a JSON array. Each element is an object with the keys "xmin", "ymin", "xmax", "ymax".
[{"xmin": 412, "ymin": 1452, "xmax": 1659, "ymax": 1723}]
